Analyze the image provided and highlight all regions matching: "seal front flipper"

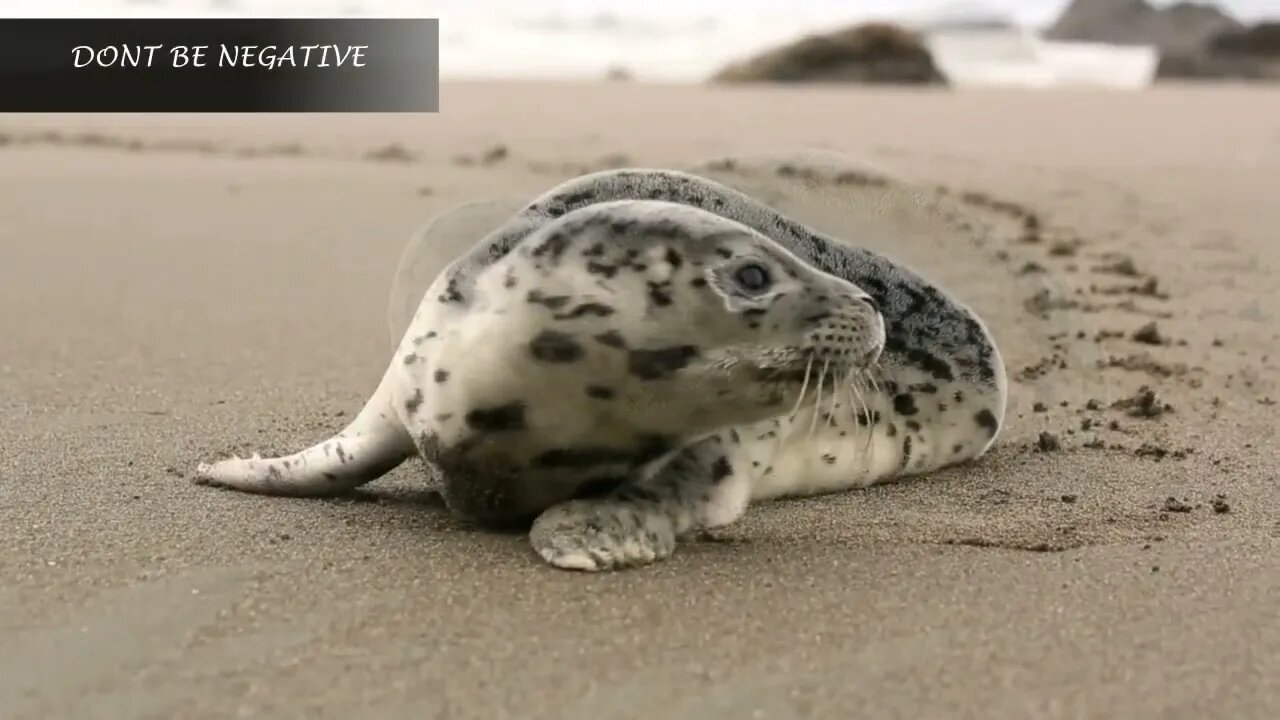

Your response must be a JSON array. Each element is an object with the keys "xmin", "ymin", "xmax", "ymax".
[
  {"xmin": 193, "ymin": 363, "xmax": 415, "ymax": 497},
  {"xmin": 528, "ymin": 434, "xmax": 749, "ymax": 571}
]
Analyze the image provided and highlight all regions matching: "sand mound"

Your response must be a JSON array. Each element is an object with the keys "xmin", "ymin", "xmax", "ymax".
[{"xmin": 710, "ymin": 23, "xmax": 946, "ymax": 85}]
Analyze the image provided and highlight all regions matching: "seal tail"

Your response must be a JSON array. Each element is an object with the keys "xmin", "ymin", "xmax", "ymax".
[{"xmin": 193, "ymin": 365, "xmax": 415, "ymax": 497}]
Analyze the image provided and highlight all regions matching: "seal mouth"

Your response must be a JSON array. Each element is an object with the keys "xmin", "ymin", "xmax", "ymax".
[
  {"xmin": 752, "ymin": 346, "xmax": 861, "ymax": 384},
  {"xmin": 744, "ymin": 345, "xmax": 811, "ymax": 383}
]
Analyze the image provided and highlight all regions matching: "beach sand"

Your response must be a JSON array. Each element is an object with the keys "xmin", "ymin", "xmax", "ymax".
[{"xmin": 1, "ymin": 81, "xmax": 1277, "ymax": 719}]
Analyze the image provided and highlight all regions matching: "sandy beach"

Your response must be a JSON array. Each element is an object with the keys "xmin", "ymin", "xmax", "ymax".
[{"xmin": 1, "ymin": 81, "xmax": 1278, "ymax": 718}]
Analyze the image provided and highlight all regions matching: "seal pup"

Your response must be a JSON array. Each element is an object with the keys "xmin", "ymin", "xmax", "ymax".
[
  {"xmin": 197, "ymin": 199, "xmax": 884, "ymax": 522},
  {"xmin": 195, "ymin": 168, "xmax": 1007, "ymax": 572}
]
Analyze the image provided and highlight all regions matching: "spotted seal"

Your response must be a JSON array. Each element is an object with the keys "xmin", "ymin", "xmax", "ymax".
[{"xmin": 194, "ymin": 168, "xmax": 1007, "ymax": 572}]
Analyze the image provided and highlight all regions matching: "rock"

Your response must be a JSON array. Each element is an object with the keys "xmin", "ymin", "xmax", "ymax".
[
  {"xmin": 710, "ymin": 23, "xmax": 946, "ymax": 85},
  {"xmin": 1045, "ymin": 0, "xmax": 1279, "ymax": 81},
  {"xmin": 605, "ymin": 65, "xmax": 635, "ymax": 82},
  {"xmin": 1045, "ymin": 0, "xmax": 1240, "ymax": 55}
]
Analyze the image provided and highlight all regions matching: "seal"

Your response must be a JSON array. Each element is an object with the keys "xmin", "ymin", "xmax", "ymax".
[{"xmin": 194, "ymin": 168, "xmax": 1007, "ymax": 572}]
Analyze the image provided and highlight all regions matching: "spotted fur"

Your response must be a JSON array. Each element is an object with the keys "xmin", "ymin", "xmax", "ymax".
[{"xmin": 193, "ymin": 168, "xmax": 1007, "ymax": 573}]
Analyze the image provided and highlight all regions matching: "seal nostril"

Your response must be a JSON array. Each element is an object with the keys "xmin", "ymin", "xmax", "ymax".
[{"xmin": 861, "ymin": 295, "xmax": 880, "ymax": 315}]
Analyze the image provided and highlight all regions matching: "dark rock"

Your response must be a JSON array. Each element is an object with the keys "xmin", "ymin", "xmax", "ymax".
[{"xmin": 711, "ymin": 23, "xmax": 946, "ymax": 85}]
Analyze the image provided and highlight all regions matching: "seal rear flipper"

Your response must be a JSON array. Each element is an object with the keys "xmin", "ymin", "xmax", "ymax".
[{"xmin": 193, "ymin": 367, "xmax": 415, "ymax": 497}]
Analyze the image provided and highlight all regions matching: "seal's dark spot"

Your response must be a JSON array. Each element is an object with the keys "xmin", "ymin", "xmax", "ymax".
[
  {"xmin": 435, "ymin": 369, "xmax": 450, "ymax": 383},
  {"xmin": 954, "ymin": 390, "xmax": 965, "ymax": 403},
  {"xmin": 821, "ymin": 453, "xmax": 836, "ymax": 465},
  {"xmin": 906, "ymin": 348, "xmax": 955, "ymax": 381},
  {"xmin": 435, "ymin": 413, "xmax": 453, "ymax": 421},
  {"xmin": 953, "ymin": 444, "xmax": 963, "ymax": 455},
  {"xmin": 403, "ymin": 353, "xmax": 419, "ymax": 365},
  {"xmin": 974, "ymin": 409, "xmax": 999, "ymax": 436},
  {"xmin": 503, "ymin": 270, "xmax": 518, "ymax": 289},
  {"xmin": 690, "ymin": 277, "xmax": 708, "ymax": 288},
  {"xmin": 585, "ymin": 385, "xmax": 615, "ymax": 400},
  {"xmin": 531, "ymin": 232, "xmax": 570, "ymax": 260},
  {"xmin": 404, "ymin": 388, "xmax": 424, "ymax": 415},
  {"xmin": 650, "ymin": 222, "xmax": 682, "ymax": 240},
  {"xmin": 859, "ymin": 276, "xmax": 888, "ymax": 296},
  {"xmin": 335, "ymin": 444, "xmax": 348, "ymax": 464},
  {"xmin": 710, "ymin": 456, "xmax": 732, "ymax": 482},
  {"xmin": 629, "ymin": 345, "xmax": 699, "ymax": 380},
  {"xmin": 437, "ymin": 277, "xmax": 464, "ymax": 304},
  {"xmin": 465, "ymin": 402, "xmax": 526, "ymax": 433},
  {"xmin": 530, "ymin": 330, "xmax": 585, "ymax": 363},
  {"xmin": 556, "ymin": 302, "xmax": 615, "ymax": 320},
  {"xmin": 587, "ymin": 260, "xmax": 618, "ymax": 279},
  {"xmin": 594, "ymin": 330, "xmax": 627, "ymax": 349},
  {"xmin": 893, "ymin": 393, "xmax": 918, "ymax": 416},
  {"xmin": 527, "ymin": 290, "xmax": 571, "ymax": 310},
  {"xmin": 648, "ymin": 282, "xmax": 673, "ymax": 307},
  {"xmin": 910, "ymin": 383, "xmax": 938, "ymax": 394},
  {"xmin": 886, "ymin": 423, "xmax": 898, "ymax": 437},
  {"xmin": 907, "ymin": 420, "xmax": 921, "ymax": 432},
  {"xmin": 664, "ymin": 247, "xmax": 683, "ymax": 269},
  {"xmin": 558, "ymin": 190, "xmax": 595, "ymax": 206},
  {"xmin": 902, "ymin": 436, "xmax": 913, "ymax": 467}
]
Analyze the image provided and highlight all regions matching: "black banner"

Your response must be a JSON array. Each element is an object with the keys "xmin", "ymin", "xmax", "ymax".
[{"xmin": 0, "ymin": 18, "xmax": 440, "ymax": 112}]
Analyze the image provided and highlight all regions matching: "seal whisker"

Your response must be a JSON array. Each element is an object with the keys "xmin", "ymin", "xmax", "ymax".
[
  {"xmin": 807, "ymin": 360, "xmax": 829, "ymax": 440},
  {"xmin": 788, "ymin": 355, "xmax": 815, "ymax": 421},
  {"xmin": 866, "ymin": 365, "xmax": 884, "ymax": 399},
  {"xmin": 774, "ymin": 354, "xmax": 816, "ymax": 458},
  {"xmin": 848, "ymin": 376, "xmax": 874, "ymax": 475},
  {"xmin": 824, "ymin": 370, "xmax": 841, "ymax": 429}
]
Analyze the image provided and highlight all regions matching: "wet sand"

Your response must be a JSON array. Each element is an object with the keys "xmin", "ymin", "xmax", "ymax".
[{"xmin": 1, "ymin": 81, "xmax": 1277, "ymax": 719}]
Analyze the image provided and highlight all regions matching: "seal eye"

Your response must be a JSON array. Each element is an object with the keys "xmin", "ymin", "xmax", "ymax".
[{"xmin": 733, "ymin": 263, "xmax": 772, "ymax": 293}]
